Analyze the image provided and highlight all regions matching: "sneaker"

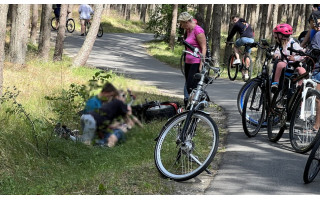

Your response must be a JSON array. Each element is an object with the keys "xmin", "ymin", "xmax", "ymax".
[
  {"xmin": 271, "ymin": 82, "xmax": 278, "ymax": 93},
  {"xmin": 233, "ymin": 59, "xmax": 241, "ymax": 65},
  {"xmin": 80, "ymin": 33, "xmax": 85, "ymax": 36},
  {"xmin": 244, "ymin": 74, "xmax": 249, "ymax": 80}
]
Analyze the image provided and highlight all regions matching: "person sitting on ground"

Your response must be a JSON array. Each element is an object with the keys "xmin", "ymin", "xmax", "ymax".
[
  {"xmin": 226, "ymin": 15, "xmax": 254, "ymax": 80},
  {"xmin": 84, "ymin": 82, "xmax": 118, "ymax": 113},
  {"xmin": 78, "ymin": 4, "xmax": 93, "ymax": 36},
  {"xmin": 271, "ymin": 24, "xmax": 306, "ymax": 92}
]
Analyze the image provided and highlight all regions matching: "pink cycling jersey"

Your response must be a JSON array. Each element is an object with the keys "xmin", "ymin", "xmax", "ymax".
[{"xmin": 185, "ymin": 25, "xmax": 205, "ymax": 64}]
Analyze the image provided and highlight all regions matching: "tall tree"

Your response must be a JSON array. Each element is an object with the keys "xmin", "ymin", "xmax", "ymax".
[
  {"xmin": 53, "ymin": 4, "xmax": 68, "ymax": 61},
  {"xmin": 140, "ymin": 4, "xmax": 147, "ymax": 23},
  {"xmin": 277, "ymin": 4, "xmax": 284, "ymax": 24},
  {"xmin": 211, "ymin": 4, "xmax": 222, "ymax": 67},
  {"xmin": 286, "ymin": 4, "xmax": 294, "ymax": 25},
  {"xmin": 205, "ymin": 4, "xmax": 212, "ymax": 37},
  {"xmin": 67, "ymin": 4, "xmax": 73, "ymax": 18},
  {"xmin": 271, "ymin": 4, "xmax": 279, "ymax": 44},
  {"xmin": 249, "ymin": 4, "xmax": 257, "ymax": 32},
  {"xmin": 223, "ymin": 4, "xmax": 237, "ymax": 65},
  {"xmin": 266, "ymin": 4, "xmax": 273, "ymax": 39},
  {"xmin": 292, "ymin": 4, "xmax": 300, "ymax": 33},
  {"xmin": 104, "ymin": 4, "xmax": 110, "ymax": 16},
  {"xmin": 9, "ymin": 4, "xmax": 30, "ymax": 65},
  {"xmin": 305, "ymin": 4, "xmax": 312, "ymax": 31},
  {"xmin": 256, "ymin": 4, "xmax": 268, "ymax": 69},
  {"xmin": 38, "ymin": 4, "xmax": 51, "ymax": 61},
  {"xmin": 198, "ymin": 4, "xmax": 206, "ymax": 19},
  {"xmin": 73, "ymin": 4, "xmax": 104, "ymax": 67},
  {"xmin": 245, "ymin": 4, "xmax": 251, "ymax": 22},
  {"xmin": 126, "ymin": 4, "xmax": 131, "ymax": 21},
  {"xmin": 0, "ymin": 4, "xmax": 8, "ymax": 96},
  {"xmin": 169, "ymin": 4, "xmax": 178, "ymax": 51},
  {"xmin": 30, "ymin": 4, "xmax": 38, "ymax": 45}
]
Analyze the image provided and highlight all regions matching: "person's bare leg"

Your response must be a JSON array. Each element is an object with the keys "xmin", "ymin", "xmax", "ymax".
[{"xmin": 107, "ymin": 134, "xmax": 118, "ymax": 147}]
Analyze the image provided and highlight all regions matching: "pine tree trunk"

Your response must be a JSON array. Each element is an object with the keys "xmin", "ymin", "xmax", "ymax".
[
  {"xmin": 245, "ymin": 4, "xmax": 251, "ymax": 22},
  {"xmin": 0, "ymin": 4, "xmax": 8, "ymax": 96},
  {"xmin": 211, "ymin": 4, "xmax": 222, "ymax": 67},
  {"xmin": 299, "ymin": 4, "xmax": 306, "ymax": 33},
  {"xmin": 105, "ymin": 4, "xmax": 110, "ymax": 15},
  {"xmin": 256, "ymin": 4, "xmax": 268, "ymax": 69},
  {"xmin": 287, "ymin": 4, "xmax": 293, "ymax": 25},
  {"xmin": 53, "ymin": 4, "xmax": 68, "ymax": 61},
  {"xmin": 205, "ymin": 4, "xmax": 212, "ymax": 37},
  {"xmin": 277, "ymin": 4, "xmax": 284, "ymax": 24},
  {"xmin": 9, "ymin": 4, "xmax": 30, "ymax": 65},
  {"xmin": 73, "ymin": 4, "xmax": 104, "ymax": 67},
  {"xmin": 198, "ymin": 4, "xmax": 206, "ymax": 19},
  {"xmin": 305, "ymin": 4, "xmax": 312, "ymax": 31},
  {"xmin": 292, "ymin": 4, "xmax": 300, "ymax": 33},
  {"xmin": 223, "ymin": 4, "xmax": 237, "ymax": 65},
  {"xmin": 126, "ymin": 4, "xmax": 131, "ymax": 21},
  {"xmin": 30, "ymin": 4, "xmax": 38, "ymax": 45},
  {"xmin": 67, "ymin": 4, "xmax": 73, "ymax": 18},
  {"xmin": 169, "ymin": 4, "xmax": 178, "ymax": 51},
  {"xmin": 38, "ymin": 4, "xmax": 51, "ymax": 61},
  {"xmin": 271, "ymin": 4, "xmax": 279, "ymax": 44},
  {"xmin": 140, "ymin": 4, "xmax": 147, "ymax": 23},
  {"xmin": 266, "ymin": 4, "xmax": 273, "ymax": 39},
  {"xmin": 249, "ymin": 4, "xmax": 257, "ymax": 32}
]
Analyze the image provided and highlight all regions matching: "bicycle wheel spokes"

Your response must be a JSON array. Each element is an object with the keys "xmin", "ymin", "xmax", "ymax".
[
  {"xmin": 267, "ymin": 108, "xmax": 285, "ymax": 142},
  {"xmin": 66, "ymin": 19, "xmax": 75, "ymax": 33},
  {"xmin": 242, "ymin": 81, "xmax": 265, "ymax": 137},
  {"xmin": 291, "ymin": 91, "xmax": 320, "ymax": 153},
  {"xmin": 155, "ymin": 112, "xmax": 219, "ymax": 181},
  {"xmin": 304, "ymin": 140, "xmax": 320, "ymax": 183}
]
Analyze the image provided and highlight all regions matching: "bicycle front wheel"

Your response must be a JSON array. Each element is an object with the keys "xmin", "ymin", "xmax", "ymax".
[
  {"xmin": 97, "ymin": 25, "xmax": 103, "ymax": 37},
  {"xmin": 290, "ymin": 90, "xmax": 320, "ymax": 153},
  {"xmin": 180, "ymin": 53, "xmax": 186, "ymax": 76},
  {"xmin": 237, "ymin": 78, "xmax": 255, "ymax": 115},
  {"xmin": 227, "ymin": 54, "xmax": 238, "ymax": 81},
  {"xmin": 154, "ymin": 111, "xmax": 219, "ymax": 181},
  {"xmin": 242, "ymin": 80, "xmax": 265, "ymax": 137},
  {"xmin": 303, "ymin": 138, "xmax": 320, "ymax": 184},
  {"xmin": 66, "ymin": 18, "xmax": 75, "ymax": 33}
]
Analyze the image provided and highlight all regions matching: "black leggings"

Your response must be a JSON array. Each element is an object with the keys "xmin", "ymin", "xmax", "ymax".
[{"xmin": 185, "ymin": 63, "xmax": 200, "ymax": 94}]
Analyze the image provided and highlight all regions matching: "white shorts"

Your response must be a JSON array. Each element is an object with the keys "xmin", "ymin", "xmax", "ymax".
[{"xmin": 80, "ymin": 114, "xmax": 96, "ymax": 144}]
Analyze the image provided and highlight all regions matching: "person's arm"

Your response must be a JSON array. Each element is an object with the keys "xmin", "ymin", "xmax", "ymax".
[
  {"xmin": 196, "ymin": 32, "xmax": 207, "ymax": 71},
  {"xmin": 226, "ymin": 25, "xmax": 237, "ymax": 41}
]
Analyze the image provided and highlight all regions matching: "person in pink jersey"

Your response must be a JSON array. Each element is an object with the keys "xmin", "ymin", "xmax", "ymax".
[{"xmin": 178, "ymin": 12, "xmax": 207, "ymax": 94}]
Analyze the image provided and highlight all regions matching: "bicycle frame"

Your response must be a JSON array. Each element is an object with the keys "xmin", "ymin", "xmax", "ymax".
[{"xmin": 299, "ymin": 76, "xmax": 318, "ymax": 120}]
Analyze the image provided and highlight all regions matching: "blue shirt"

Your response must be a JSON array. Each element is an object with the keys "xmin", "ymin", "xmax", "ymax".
[{"xmin": 84, "ymin": 96, "xmax": 102, "ymax": 114}]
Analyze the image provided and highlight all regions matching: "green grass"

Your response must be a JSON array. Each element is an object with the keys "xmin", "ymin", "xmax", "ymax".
[{"xmin": 0, "ymin": 43, "xmax": 180, "ymax": 194}]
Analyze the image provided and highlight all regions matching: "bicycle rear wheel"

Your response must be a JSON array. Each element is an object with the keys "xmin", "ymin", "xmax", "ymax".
[
  {"xmin": 154, "ymin": 111, "xmax": 219, "ymax": 181},
  {"xmin": 97, "ymin": 25, "xmax": 103, "ymax": 37},
  {"xmin": 242, "ymin": 80, "xmax": 265, "ymax": 137},
  {"xmin": 66, "ymin": 18, "xmax": 75, "ymax": 33},
  {"xmin": 51, "ymin": 17, "xmax": 57, "ymax": 30},
  {"xmin": 290, "ymin": 90, "xmax": 320, "ymax": 153},
  {"xmin": 303, "ymin": 138, "xmax": 320, "ymax": 184},
  {"xmin": 227, "ymin": 54, "xmax": 238, "ymax": 81}
]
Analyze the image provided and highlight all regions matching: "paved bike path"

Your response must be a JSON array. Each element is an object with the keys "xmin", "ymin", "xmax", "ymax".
[{"xmin": 63, "ymin": 32, "xmax": 320, "ymax": 194}]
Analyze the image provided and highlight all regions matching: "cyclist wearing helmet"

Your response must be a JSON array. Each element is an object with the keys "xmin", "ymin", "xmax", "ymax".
[
  {"xmin": 271, "ymin": 24, "xmax": 306, "ymax": 91},
  {"xmin": 226, "ymin": 16, "xmax": 254, "ymax": 80}
]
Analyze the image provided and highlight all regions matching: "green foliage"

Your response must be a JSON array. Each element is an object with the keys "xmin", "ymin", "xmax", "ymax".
[{"xmin": 45, "ymin": 70, "xmax": 113, "ymax": 127}]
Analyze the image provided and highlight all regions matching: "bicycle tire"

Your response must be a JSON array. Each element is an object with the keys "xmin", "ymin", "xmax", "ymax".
[
  {"xmin": 66, "ymin": 18, "xmax": 75, "ymax": 33},
  {"xmin": 237, "ymin": 78, "xmax": 255, "ymax": 115},
  {"xmin": 97, "ymin": 25, "xmax": 103, "ymax": 37},
  {"xmin": 267, "ymin": 89, "xmax": 286, "ymax": 142},
  {"xmin": 303, "ymin": 138, "xmax": 320, "ymax": 184},
  {"xmin": 154, "ymin": 111, "xmax": 219, "ymax": 181},
  {"xmin": 227, "ymin": 54, "xmax": 238, "ymax": 81},
  {"xmin": 242, "ymin": 80, "xmax": 265, "ymax": 137},
  {"xmin": 243, "ymin": 55, "xmax": 253, "ymax": 81},
  {"xmin": 51, "ymin": 17, "xmax": 57, "ymax": 30},
  {"xmin": 180, "ymin": 53, "xmax": 186, "ymax": 76},
  {"xmin": 145, "ymin": 104, "xmax": 177, "ymax": 122},
  {"xmin": 290, "ymin": 90, "xmax": 320, "ymax": 153}
]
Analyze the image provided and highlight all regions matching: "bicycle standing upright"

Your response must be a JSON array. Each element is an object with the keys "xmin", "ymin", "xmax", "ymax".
[
  {"xmin": 51, "ymin": 12, "xmax": 75, "ymax": 33},
  {"xmin": 154, "ymin": 41, "xmax": 221, "ymax": 181},
  {"xmin": 226, "ymin": 42, "xmax": 253, "ymax": 81}
]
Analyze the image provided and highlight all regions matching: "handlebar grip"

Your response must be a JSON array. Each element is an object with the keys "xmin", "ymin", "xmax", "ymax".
[
  {"xmin": 183, "ymin": 40, "xmax": 195, "ymax": 52},
  {"xmin": 287, "ymin": 47, "xmax": 303, "ymax": 55}
]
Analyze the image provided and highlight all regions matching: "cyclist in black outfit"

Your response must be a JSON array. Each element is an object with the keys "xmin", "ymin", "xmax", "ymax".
[{"xmin": 226, "ymin": 15, "xmax": 254, "ymax": 80}]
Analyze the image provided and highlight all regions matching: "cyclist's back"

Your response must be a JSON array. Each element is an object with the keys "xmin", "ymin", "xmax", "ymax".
[
  {"xmin": 78, "ymin": 4, "xmax": 93, "ymax": 20},
  {"xmin": 227, "ymin": 18, "xmax": 254, "ymax": 42}
]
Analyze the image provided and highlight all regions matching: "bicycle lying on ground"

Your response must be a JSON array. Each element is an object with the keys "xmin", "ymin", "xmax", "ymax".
[
  {"xmin": 154, "ymin": 40, "xmax": 221, "ymax": 181},
  {"xmin": 226, "ymin": 42, "xmax": 253, "ymax": 81},
  {"xmin": 51, "ymin": 12, "xmax": 75, "ymax": 33}
]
